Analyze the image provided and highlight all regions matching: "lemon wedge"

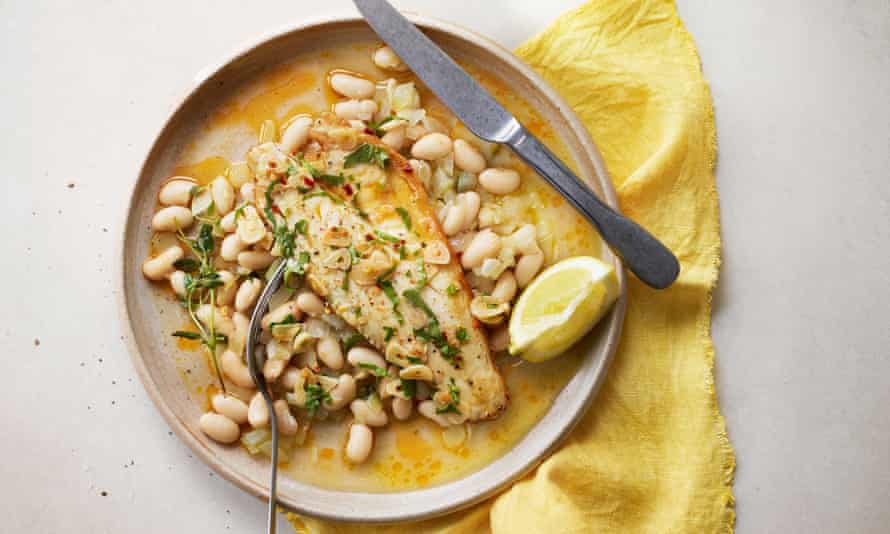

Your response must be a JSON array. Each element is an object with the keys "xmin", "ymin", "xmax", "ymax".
[{"xmin": 509, "ymin": 256, "xmax": 619, "ymax": 362}]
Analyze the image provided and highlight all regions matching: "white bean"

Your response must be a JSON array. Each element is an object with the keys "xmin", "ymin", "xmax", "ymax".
[
  {"xmin": 442, "ymin": 203, "xmax": 466, "ymax": 237},
  {"xmin": 221, "ymin": 349, "xmax": 255, "ymax": 389},
  {"xmin": 317, "ymin": 336, "xmax": 344, "ymax": 370},
  {"xmin": 347, "ymin": 346, "xmax": 386, "ymax": 371},
  {"xmin": 264, "ymin": 359, "xmax": 287, "ymax": 382},
  {"xmin": 296, "ymin": 291, "xmax": 325, "ymax": 316},
  {"xmin": 411, "ymin": 133, "xmax": 453, "ymax": 161},
  {"xmin": 210, "ymin": 176, "xmax": 235, "ymax": 215},
  {"xmin": 142, "ymin": 246, "xmax": 183, "ymax": 281},
  {"xmin": 381, "ymin": 125, "xmax": 406, "ymax": 151},
  {"xmin": 279, "ymin": 366, "xmax": 301, "ymax": 390},
  {"xmin": 334, "ymin": 99, "xmax": 378, "ymax": 121},
  {"xmin": 515, "ymin": 252, "xmax": 545, "ymax": 288},
  {"xmin": 216, "ymin": 271, "xmax": 237, "ymax": 306},
  {"xmin": 237, "ymin": 250, "xmax": 274, "ymax": 271},
  {"xmin": 274, "ymin": 399, "xmax": 299, "ymax": 436},
  {"xmin": 461, "ymin": 229, "xmax": 502, "ymax": 269},
  {"xmin": 488, "ymin": 325, "xmax": 510, "ymax": 353},
  {"xmin": 261, "ymin": 301, "xmax": 300, "ymax": 330},
  {"xmin": 373, "ymin": 46, "xmax": 407, "ymax": 71},
  {"xmin": 330, "ymin": 73, "xmax": 376, "ymax": 100},
  {"xmin": 326, "ymin": 374, "xmax": 357, "ymax": 410},
  {"xmin": 505, "ymin": 224, "xmax": 538, "ymax": 254},
  {"xmin": 391, "ymin": 397, "xmax": 413, "ymax": 420},
  {"xmin": 220, "ymin": 211, "xmax": 237, "ymax": 233},
  {"xmin": 280, "ymin": 116, "xmax": 312, "ymax": 155},
  {"xmin": 151, "ymin": 206, "xmax": 193, "ymax": 232},
  {"xmin": 220, "ymin": 233, "xmax": 247, "ymax": 262},
  {"xmin": 158, "ymin": 178, "xmax": 196, "ymax": 206},
  {"xmin": 239, "ymin": 183, "xmax": 256, "ymax": 203},
  {"xmin": 453, "ymin": 139, "xmax": 486, "ymax": 174},
  {"xmin": 350, "ymin": 399, "xmax": 388, "ymax": 427},
  {"xmin": 456, "ymin": 191, "xmax": 480, "ymax": 231},
  {"xmin": 211, "ymin": 393, "xmax": 249, "ymax": 424},
  {"xmin": 199, "ymin": 412, "xmax": 240, "ymax": 444},
  {"xmin": 169, "ymin": 270, "xmax": 188, "ymax": 297},
  {"xmin": 479, "ymin": 168, "xmax": 520, "ymax": 195},
  {"xmin": 345, "ymin": 423, "xmax": 373, "ymax": 464},
  {"xmin": 248, "ymin": 392, "xmax": 269, "ymax": 428},
  {"xmin": 490, "ymin": 270, "xmax": 517, "ymax": 303},
  {"xmin": 235, "ymin": 278, "xmax": 262, "ymax": 312},
  {"xmin": 230, "ymin": 312, "xmax": 249, "ymax": 357}
]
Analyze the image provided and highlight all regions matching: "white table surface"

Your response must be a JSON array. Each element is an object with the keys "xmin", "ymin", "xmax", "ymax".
[{"xmin": 2, "ymin": 1, "xmax": 888, "ymax": 532}]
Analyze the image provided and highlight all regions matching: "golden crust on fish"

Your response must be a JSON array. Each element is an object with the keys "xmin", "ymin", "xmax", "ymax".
[{"xmin": 252, "ymin": 114, "xmax": 508, "ymax": 421}]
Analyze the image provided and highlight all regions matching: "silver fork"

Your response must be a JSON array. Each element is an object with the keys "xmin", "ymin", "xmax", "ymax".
[{"xmin": 245, "ymin": 260, "xmax": 288, "ymax": 534}]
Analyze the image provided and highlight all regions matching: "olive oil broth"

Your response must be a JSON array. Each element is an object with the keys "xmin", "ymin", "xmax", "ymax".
[{"xmin": 158, "ymin": 41, "xmax": 603, "ymax": 491}]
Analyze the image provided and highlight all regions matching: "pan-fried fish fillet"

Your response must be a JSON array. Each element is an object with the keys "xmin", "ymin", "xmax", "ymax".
[{"xmin": 249, "ymin": 114, "xmax": 508, "ymax": 422}]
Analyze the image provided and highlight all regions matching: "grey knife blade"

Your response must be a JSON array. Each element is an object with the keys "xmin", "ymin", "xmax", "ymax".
[{"xmin": 353, "ymin": 0, "xmax": 679, "ymax": 289}]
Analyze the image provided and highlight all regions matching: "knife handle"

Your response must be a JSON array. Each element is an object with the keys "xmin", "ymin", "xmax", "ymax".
[{"xmin": 505, "ymin": 126, "xmax": 680, "ymax": 289}]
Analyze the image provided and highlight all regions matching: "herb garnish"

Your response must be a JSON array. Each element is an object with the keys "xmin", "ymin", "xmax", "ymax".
[
  {"xmin": 318, "ymin": 173, "xmax": 346, "ymax": 186},
  {"xmin": 383, "ymin": 326, "xmax": 395, "ymax": 342},
  {"xmin": 456, "ymin": 327, "xmax": 468, "ymax": 343},
  {"xmin": 436, "ymin": 378, "xmax": 461, "ymax": 414},
  {"xmin": 395, "ymin": 207, "xmax": 411, "ymax": 230},
  {"xmin": 400, "ymin": 378, "xmax": 417, "ymax": 398},
  {"xmin": 374, "ymin": 229, "xmax": 400, "ymax": 244},
  {"xmin": 405, "ymin": 289, "xmax": 460, "ymax": 366},
  {"xmin": 304, "ymin": 383, "xmax": 332, "ymax": 416},
  {"xmin": 344, "ymin": 143, "xmax": 390, "ymax": 169},
  {"xmin": 343, "ymin": 333, "xmax": 365, "ymax": 352},
  {"xmin": 446, "ymin": 283, "xmax": 459, "ymax": 296},
  {"xmin": 358, "ymin": 363, "xmax": 387, "ymax": 377},
  {"xmin": 368, "ymin": 116, "xmax": 397, "ymax": 137},
  {"xmin": 378, "ymin": 280, "xmax": 404, "ymax": 325}
]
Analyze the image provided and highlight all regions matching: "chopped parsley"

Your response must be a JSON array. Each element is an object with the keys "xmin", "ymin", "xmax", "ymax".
[
  {"xmin": 400, "ymin": 378, "xmax": 417, "ymax": 398},
  {"xmin": 342, "ymin": 333, "xmax": 365, "ymax": 352},
  {"xmin": 446, "ymin": 283, "xmax": 459, "ymax": 296},
  {"xmin": 344, "ymin": 143, "xmax": 390, "ymax": 169},
  {"xmin": 294, "ymin": 219, "xmax": 308, "ymax": 235},
  {"xmin": 368, "ymin": 116, "xmax": 397, "ymax": 137},
  {"xmin": 456, "ymin": 327, "xmax": 468, "ymax": 343},
  {"xmin": 318, "ymin": 173, "xmax": 346, "ymax": 186},
  {"xmin": 303, "ymin": 190, "xmax": 344, "ymax": 204},
  {"xmin": 378, "ymin": 280, "xmax": 404, "ymax": 325},
  {"xmin": 374, "ymin": 229, "xmax": 400, "ymax": 244},
  {"xmin": 436, "ymin": 379, "xmax": 461, "ymax": 414},
  {"xmin": 402, "ymin": 289, "xmax": 436, "ymax": 320},
  {"xmin": 304, "ymin": 383, "xmax": 332, "ymax": 416},
  {"xmin": 173, "ymin": 258, "xmax": 200, "ymax": 272},
  {"xmin": 395, "ymin": 207, "xmax": 412, "ymax": 230},
  {"xmin": 301, "ymin": 159, "xmax": 322, "ymax": 178},
  {"xmin": 383, "ymin": 326, "xmax": 395, "ymax": 342},
  {"xmin": 358, "ymin": 363, "xmax": 387, "ymax": 377}
]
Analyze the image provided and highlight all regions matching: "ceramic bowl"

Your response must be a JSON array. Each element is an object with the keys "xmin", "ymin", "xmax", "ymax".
[{"xmin": 119, "ymin": 13, "xmax": 627, "ymax": 523}]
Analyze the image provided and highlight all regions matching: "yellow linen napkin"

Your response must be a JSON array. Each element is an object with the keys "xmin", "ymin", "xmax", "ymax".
[{"xmin": 290, "ymin": 0, "xmax": 735, "ymax": 532}]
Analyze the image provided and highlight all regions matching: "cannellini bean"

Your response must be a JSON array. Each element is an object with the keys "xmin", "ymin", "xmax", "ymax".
[
  {"xmin": 345, "ymin": 423, "xmax": 373, "ymax": 464},
  {"xmin": 381, "ymin": 125, "xmax": 406, "ymax": 151},
  {"xmin": 347, "ymin": 346, "xmax": 386, "ymax": 371},
  {"xmin": 221, "ymin": 349, "xmax": 255, "ymax": 389},
  {"xmin": 441, "ymin": 204, "xmax": 466, "ymax": 237},
  {"xmin": 274, "ymin": 399, "xmax": 299, "ymax": 436},
  {"xmin": 264, "ymin": 358, "xmax": 287, "ymax": 382},
  {"xmin": 280, "ymin": 116, "xmax": 312, "ymax": 155},
  {"xmin": 296, "ymin": 291, "xmax": 325, "ymax": 316},
  {"xmin": 505, "ymin": 224, "xmax": 538, "ymax": 254},
  {"xmin": 235, "ymin": 278, "xmax": 262, "ymax": 312},
  {"xmin": 317, "ymin": 336, "xmax": 344, "ymax": 370},
  {"xmin": 399, "ymin": 364, "xmax": 433, "ymax": 382},
  {"xmin": 169, "ymin": 270, "xmax": 188, "ymax": 297},
  {"xmin": 411, "ymin": 133, "xmax": 452, "ymax": 161},
  {"xmin": 248, "ymin": 392, "xmax": 269, "ymax": 428},
  {"xmin": 142, "ymin": 246, "xmax": 183, "ymax": 281},
  {"xmin": 515, "ymin": 252, "xmax": 545, "ymax": 288},
  {"xmin": 211, "ymin": 393, "xmax": 249, "ymax": 424},
  {"xmin": 199, "ymin": 412, "xmax": 240, "ymax": 444},
  {"xmin": 479, "ymin": 168, "xmax": 521, "ymax": 195},
  {"xmin": 330, "ymin": 73, "xmax": 376, "ymax": 100},
  {"xmin": 230, "ymin": 312, "xmax": 249, "ymax": 357},
  {"xmin": 279, "ymin": 366, "xmax": 301, "ymax": 389},
  {"xmin": 237, "ymin": 250, "xmax": 274, "ymax": 271},
  {"xmin": 461, "ymin": 229, "xmax": 502, "ymax": 269},
  {"xmin": 453, "ymin": 139, "xmax": 486, "ymax": 174},
  {"xmin": 490, "ymin": 270, "xmax": 518, "ymax": 303},
  {"xmin": 239, "ymin": 183, "xmax": 256, "ymax": 203},
  {"xmin": 373, "ymin": 45, "xmax": 407, "ymax": 71},
  {"xmin": 220, "ymin": 234, "xmax": 247, "ymax": 262},
  {"xmin": 151, "ymin": 206, "xmax": 193, "ymax": 232},
  {"xmin": 195, "ymin": 305, "xmax": 235, "ymax": 339},
  {"xmin": 350, "ymin": 399, "xmax": 388, "ymax": 427},
  {"xmin": 220, "ymin": 211, "xmax": 237, "ymax": 233},
  {"xmin": 261, "ymin": 301, "xmax": 300, "ymax": 330},
  {"xmin": 210, "ymin": 176, "xmax": 235, "ymax": 215},
  {"xmin": 216, "ymin": 271, "xmax": 237, "ymax": 306},
  {"xmin": 326, "ymin": 374, "xmax": 357, "ymax": 410},
  {"xmin": 455, "ymin": 191, "xmax": 480, "ymax": 232},
  {"xmin": 158, "ymin": 178, "xmax": 196, "ymax": 206},
  {"xmin": 391, "ymin": 397, "xmax": 413, "ymax": 420},
  {"xmin": 488, "ymin": 325, "xmax": 510, "ymax": 353},
  {"xmin": 334, "ymin": 99, "xmax": 378, "ymax": 121},
  {"xmin": 418, "ymin": 400, "xmax": 453, "ymax": 427}
]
